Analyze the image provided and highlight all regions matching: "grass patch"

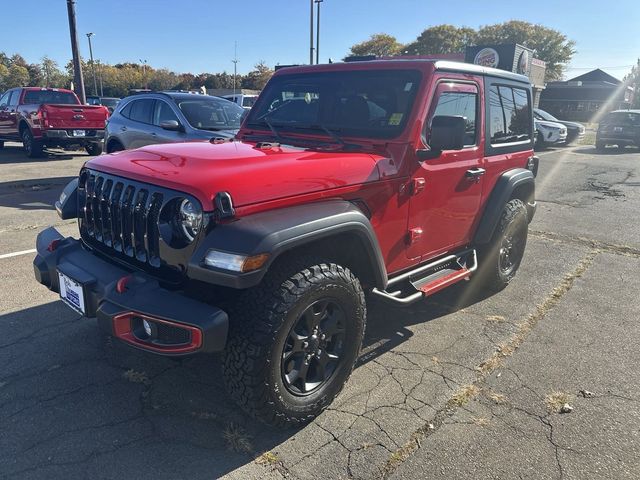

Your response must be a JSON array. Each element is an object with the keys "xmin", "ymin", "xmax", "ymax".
[
  {"xmin": 472, "ymin": 417, "xmax": 490, "ymax": 427},
  {"xmin": 487, "ymin": 391, "xmax": 507, "ymax": 404},
  {"xmin": 223, "ymin": 423, "xmax": 253, "ymax": 454},
  {"xmin": 256, "ymin": 451, "xmax": 279, "ymax": 465},
  {"xmin": 545, "ymin": 391, "xmax": 571, "ymax": 413},
  {"xmin": 448, "ymin": 384, "xmax": 480, "ymax": 408},
  {"xmin": 486, "ymin": 315, "xmax": 506, "ymax": 323}
]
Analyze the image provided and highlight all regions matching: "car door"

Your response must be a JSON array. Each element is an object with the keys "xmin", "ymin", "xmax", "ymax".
[
  {"xmin": 0, "ymin": 90, "xmax": 19, "ymax": 138},
  {"xmin": 406, "ymin": 77, "xmax": 484, "ymax": 260},
  {"xmin": 150, "ymin": 99, "xmax": 187, "ymax": 144},
  {"xmin": 124, "ymin": 98, "xmax": 156, "ymax": 149}
]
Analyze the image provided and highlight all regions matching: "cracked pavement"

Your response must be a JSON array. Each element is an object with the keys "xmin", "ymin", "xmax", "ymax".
[{"xmin": 1, "ymin": 143, "xmax": 639, "ymax": 479}]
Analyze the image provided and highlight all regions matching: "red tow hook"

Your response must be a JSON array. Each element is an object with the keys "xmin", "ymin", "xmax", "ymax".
[
  {"xmin": 47, "ymin": 239, "xmax": 61, "ymax": 252},
  {"xmin": 116, "ymin": 275, "xmax": 133, "ymax": 294}
]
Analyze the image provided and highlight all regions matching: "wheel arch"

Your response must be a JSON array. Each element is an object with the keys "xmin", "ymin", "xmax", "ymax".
[
  {"xmin": 188, "ymin": 200, "xmax": 388, "ymax": 290},
  {"xmin": 474, "ymin": 168, "xmax": 535, "ymax": 245}
]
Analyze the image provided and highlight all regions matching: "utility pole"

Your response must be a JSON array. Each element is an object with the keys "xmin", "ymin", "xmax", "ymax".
[
  {"xmin": 232, "ymin": 41, "xmax": 238, "ymax": 95},
  {"xmin": 66, "ymin": 0, "xmax": 86, "ymax": 103},
  {"xmin": 315, "ymin": 0, "xmax": 323, "ymax": 65},
  {"xmin": 86, "ymin": 32, "xmax": 98, "ymax": 96},
  {"xmin": 309, "ymin": 0, "xmax": 314, "ymax": 64}
]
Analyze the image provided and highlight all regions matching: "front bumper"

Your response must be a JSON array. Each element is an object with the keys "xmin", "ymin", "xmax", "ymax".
[{"xmin": 33, "ymin": 227, "xmax": 228, "ymax": 355}]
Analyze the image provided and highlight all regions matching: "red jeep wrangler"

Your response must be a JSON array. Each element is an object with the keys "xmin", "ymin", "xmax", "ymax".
[
  {"xmin": 34, "ymin": 59, "xmax": 538, "ymax": 426},
  {"xmin": 0, "ymin": 87, "xmax": 108, "ymax": 157}
]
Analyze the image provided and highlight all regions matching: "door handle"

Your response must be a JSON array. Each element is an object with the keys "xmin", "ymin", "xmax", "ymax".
[
  {"xmin": 150, "ymin": 132, "xmax": 157, "ymax": 137},
  {"xmin": 465, "ymin": 167, "xmax": 486, "ymax": 180},
  {"xmin": 120, "ymin": 126, "xmax": 127, "ymax": 131}
]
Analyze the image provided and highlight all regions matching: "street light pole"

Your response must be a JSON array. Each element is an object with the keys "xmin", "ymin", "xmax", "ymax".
[
  {"xmin": 66, "ymin": 0, "xmax": 86, "ymax": 103},
  {"xmin": 232, "ymin": 41, "xmax": 238, "ymax": 95},
  {"xmin": 86, "ymin": 32, "xmax": 98, "ymax": 96},
  {"xmin": 315, "ymin": 0, "xmax": 323, "ymax": 65},
  {"xmin": 309, "ymin": 0, "xmax": 314, "ymax": 65}
]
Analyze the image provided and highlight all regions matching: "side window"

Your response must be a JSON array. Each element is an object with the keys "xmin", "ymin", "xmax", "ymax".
[
  {"xmin": 153, "ymin": 100, "xmax": 179, "ymax": 125},
  {"xmin": 120, "ymin": 101, "xmax": 133, "ymax": 118},
  {"xmin": 8, "ymin": 90, "xmax": 20, "ymax": 107},
  {"xmin": 0, "ymin": 91, "xmax": 10, "ymax": 107},
  {"xmin": 489, "ymin": 85, "xmax": 531, "ymax": 145},
  {"xmin": 431, "ymin": 90, "xmax": 477, "ymax": 146},
  {"xmin": 129, "ymin": 99, "xmax": 155, "ymax": 124}
]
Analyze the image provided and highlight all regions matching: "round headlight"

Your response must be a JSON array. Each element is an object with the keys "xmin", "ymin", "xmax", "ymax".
[{"xmin": 179, "ymin": 198, "xmax": 203, "ymax": 241}]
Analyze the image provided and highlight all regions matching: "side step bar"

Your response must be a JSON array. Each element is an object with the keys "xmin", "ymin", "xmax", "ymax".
[{"xmin": 372, "ymin": 249, "xmax": 477, "ymax": 305}]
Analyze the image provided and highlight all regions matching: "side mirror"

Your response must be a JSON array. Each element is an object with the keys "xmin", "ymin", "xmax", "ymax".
[
  {"xmin": 429, "ymin": 115, "xmax": 466, "ymax": 151},
  {"xmin": 160, "ymin": 120, "xmax": 183, "ymax": 132}
]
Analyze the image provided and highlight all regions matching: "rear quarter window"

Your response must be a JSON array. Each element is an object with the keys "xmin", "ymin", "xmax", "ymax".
[
  {"xmin": 488, "ymin": 85, "xmax": 531, "ymax": 145},
  {"xmin": 128, "ymin": 99, "xmax": 155, "ymax": 124}
]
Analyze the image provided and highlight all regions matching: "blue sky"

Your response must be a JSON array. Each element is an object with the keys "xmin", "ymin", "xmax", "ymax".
[{"xmin": 2, "ymin": 0, "xmax": 639, "ymax": 80}]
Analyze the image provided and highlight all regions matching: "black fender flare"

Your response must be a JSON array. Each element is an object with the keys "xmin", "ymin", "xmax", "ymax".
[
  {"xmin": 188, "ymin": 200, "xmax": 388, "ymax": 290},
  {"xmin": 55, "ymin": 178, "xmax": 79, "ymax": 220},
  {"xmin": 474, "ymin": 168, "xmax": 535, "ymax": 245}
]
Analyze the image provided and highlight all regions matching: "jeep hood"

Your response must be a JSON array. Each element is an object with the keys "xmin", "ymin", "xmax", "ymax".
[{"xmin": 86, "ymin": 141, "xmax": 381, "ymax": 209}]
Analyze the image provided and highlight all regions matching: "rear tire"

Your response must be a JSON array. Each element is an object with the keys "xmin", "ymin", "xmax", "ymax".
[
  {"xmin": 85, "ymin": 143, "xmax": 103, "ymax": 156},
  {"xmin": 475, "ymin": 199, "xmax": 529, "ymax": 292},
  {"xmin": 222, "ymin": 259, "xmax": 366, "ymax": 427},
  {"xmin": 22, "ymin": 129, "xmax": 43, "ymax": 158},
  {"xmin": 106, "ymin": 139, "xmax": 124, "ymax": 153}
]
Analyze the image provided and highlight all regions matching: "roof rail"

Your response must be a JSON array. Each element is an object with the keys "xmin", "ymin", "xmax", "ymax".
[{"xmin": 344, "ymin": 55, "xmax": 377, "ymax": 62}]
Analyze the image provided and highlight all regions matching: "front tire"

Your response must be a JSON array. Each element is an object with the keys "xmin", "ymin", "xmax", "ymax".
[
  {"xmin": 476, "ymin": 199, "xmax": 529, "ymax": 292},
  {"xmin": 223, "ymin": 260, "xmax": 366, "ymax": 427},
  {"xmin": 22, "ymin": 129, "xmax": 43, "ymax": 158}
]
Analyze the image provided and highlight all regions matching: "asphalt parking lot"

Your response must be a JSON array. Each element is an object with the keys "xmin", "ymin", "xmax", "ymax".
[{"xmin": 1, "ymin": 141, "xmax": 639, "ymax": 479}]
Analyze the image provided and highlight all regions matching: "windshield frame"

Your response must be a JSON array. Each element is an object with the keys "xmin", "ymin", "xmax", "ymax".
[
  {"xmin": 245, "ymin": 68, "xmax": 423, "ymax": 141},
  {"xmin": 534, "ymin": 108, "xmax": 559, "ymax": 122}
]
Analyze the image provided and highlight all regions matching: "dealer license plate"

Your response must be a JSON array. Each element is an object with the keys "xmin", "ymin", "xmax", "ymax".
[
  {"xmin": 72, "ymin": 129, "xmax": 86, "ymax": 137},
  {"xmin": 58, "ymin": 271, "xmax": 86, "ymax": 315}
]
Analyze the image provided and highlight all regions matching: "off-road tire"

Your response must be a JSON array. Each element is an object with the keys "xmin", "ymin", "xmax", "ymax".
[
  {"xmin": 222, "ymin": 259, "xmax": 366, "ymax": 427},
  {"xmin": 476, "ymin": 198, "xmax": 528, "ymax": 292},
  {"xmin": 22, "ymin": 129, "xmax": 43, "ymax": 158},
  {"xmin": 85, "ymin": 142, "xmax": 103, "ymax": 156}
]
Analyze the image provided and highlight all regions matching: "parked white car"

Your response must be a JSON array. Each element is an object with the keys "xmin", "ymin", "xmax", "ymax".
[
  {"xmin": 222, "ymin": 94, "xmax": 259, "ymax": 109},
  {"xmin": 535, "ymin": 119, "xmax": 567, "ymax": 149}
]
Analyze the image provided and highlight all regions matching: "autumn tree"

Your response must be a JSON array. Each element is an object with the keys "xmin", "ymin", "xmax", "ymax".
[
  {"xmin": 624, "ymin": 59, "xmax": 640, "ymax": 108},
  {"xmin": 346, "ymin": 33, "xmax": 404, "ymax": 58},
  {"xmin": 404, "ymin": 25, "xmax": 476, "ymax": 55},
  {"xmin": 242, "ymin": 61, "xmax": 274, "ymax": 90},
  {"xmin": 476, "ymin": 21, "xmax": 575, "ymax": 81},
  {"xmin": 4, "ymin": 64, "xmax": 30, "ymax": 88}
]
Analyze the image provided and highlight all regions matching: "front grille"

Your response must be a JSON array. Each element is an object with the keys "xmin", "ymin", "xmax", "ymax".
[{"xmin": 80, "ymin": 170, "xmax": 163, "ymax": 267}]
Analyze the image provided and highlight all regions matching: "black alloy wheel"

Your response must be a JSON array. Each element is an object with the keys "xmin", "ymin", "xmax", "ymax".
[{"xmin": 281, "ymin": 298, "xmax": 346, "ymax": 396}]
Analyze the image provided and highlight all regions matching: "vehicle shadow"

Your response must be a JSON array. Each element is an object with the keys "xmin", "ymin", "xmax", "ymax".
[
  {"xmin": 0, "ymin": 176, "xmax": 74, "ymax": 211},
  {"xmin": 573, "ymin": 146, "xmax": 639, "ymax": 155},
  {"xmin": 0, "ymin": 283, "xmax": 489, "ymax": 479},
  {"xmin": 0, "ymin": 143, "xmax": 81, "ymax": 164}
]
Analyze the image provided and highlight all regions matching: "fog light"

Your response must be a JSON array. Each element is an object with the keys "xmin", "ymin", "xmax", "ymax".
[{"xmin": 143, "ymin": 319, "xmax": 153, "ymax": 337}]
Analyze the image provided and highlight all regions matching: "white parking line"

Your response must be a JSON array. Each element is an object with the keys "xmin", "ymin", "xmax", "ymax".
[{"xmin": 0, "ymin": 248, "xmax": 37, "ymax": 259}]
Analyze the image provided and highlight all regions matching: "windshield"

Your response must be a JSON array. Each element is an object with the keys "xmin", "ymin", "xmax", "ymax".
[
  {"xmin": 177, "ymin": 98, "xmax": 244, "ymax": 130},
  {"xmin": 242, "ymin": 96, "xmax": 258, "ymax": 108},
  {"xmin": 246, "ymin": 69, "xmax": 422, "ymax": 139},
  {"xmin": 534, "ymin": 109, "xmax": 558, "ymax": 122},
  {"xmin": 101, "ymin": 98, "xmax": 119, "ymax": 108},
  {"xmin": 23, "ymin": 90, "xmax": 77, "ymax": 105},
  {"xmin": 602, "ymin": 112, "xmax": 640, "ymax": 126}
]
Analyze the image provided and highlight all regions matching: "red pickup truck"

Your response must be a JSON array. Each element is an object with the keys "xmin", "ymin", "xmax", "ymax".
[{"xmin": 0, "ymin": 87, "xmax": 109, "ymax": 157}]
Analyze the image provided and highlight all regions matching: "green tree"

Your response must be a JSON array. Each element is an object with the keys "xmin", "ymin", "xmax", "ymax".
[
  {"xmin": 41, "ymin": 56, "xmax": 69, "ymax": 88},
  {"xmin": 242, "ymin": 61, "xmax": 273, "ymax": 90},
  {"xmin": 346, "ymin": 33, "xmax": 404, "ymax": 58},
  {"xmin": 0, "ymin": 64, "xmax": 9, "ymax": 90},
  {"xmin": 475, "ymin": 21, "xmax": 575, "ymax": 81},
  {"xmin": 404, "ymin": 25, "xmax": 476, "ymax": 55},
  {"xmin": 5, "ymin": 64, "xmax": 30, "ymax": 88},
  {"xmin": 623, "ymin": 59, "xmax": 640, "ymax": 108}
]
